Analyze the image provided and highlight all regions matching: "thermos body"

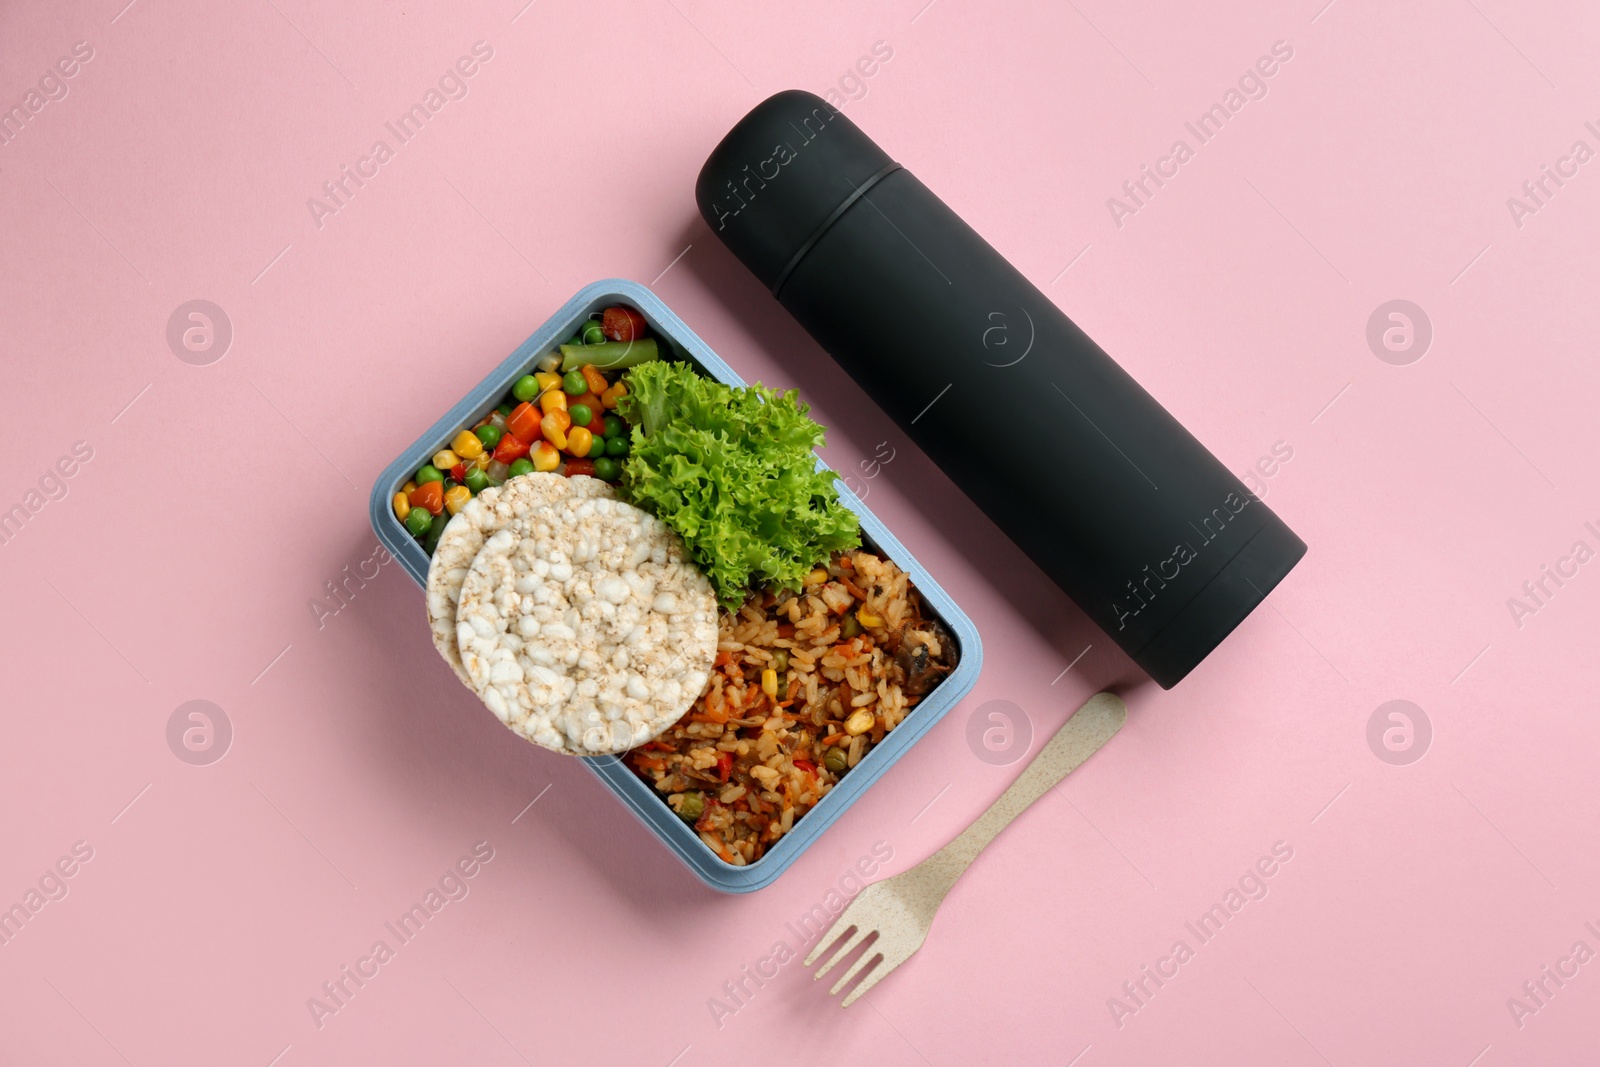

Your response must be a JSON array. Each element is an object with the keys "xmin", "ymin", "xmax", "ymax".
[{"xmin": 698, "ymin": 92, "xmax": 1306, "ymax": 688}]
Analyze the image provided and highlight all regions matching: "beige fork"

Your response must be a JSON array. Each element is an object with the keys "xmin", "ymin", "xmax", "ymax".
[{"xmin": 805, "ymin": 691, "xmax": 1127, "ymax": 1006}]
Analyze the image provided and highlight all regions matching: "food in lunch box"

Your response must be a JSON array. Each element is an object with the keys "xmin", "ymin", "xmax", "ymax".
[
  {"xmin": 616, "ymin": 361, "xmax": 860, "ymax": 610},
  {"xmin": 399, "ymin": 304, "xmax": 960, "ymax": 862},
  {"xmin": 625, "ymin": 548, "xmax": 955, "ymax": 866},
  {"xmin": 426, "ymin": 473, "xmax": 615, "ymax": 688},
  {"xmin": 455, "ymin": 495, "xmax": 718, "ymax": 755}
]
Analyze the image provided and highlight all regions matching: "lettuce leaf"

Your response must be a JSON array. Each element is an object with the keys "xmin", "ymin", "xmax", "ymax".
[{"xmin": 616, "ymin": 361, "xmax": 860, "ymax": 609}]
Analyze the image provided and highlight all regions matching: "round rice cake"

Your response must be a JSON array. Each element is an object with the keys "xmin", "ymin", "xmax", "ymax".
[
  {"xmin": 455, "ymin": 495, "xmax": 718, "ymax": 755},
  {"xmin": 426, "ymin": 473, "xmax": 614, "ymax": 688}
]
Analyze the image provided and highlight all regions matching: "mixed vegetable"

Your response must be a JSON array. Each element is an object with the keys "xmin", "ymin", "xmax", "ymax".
[{"xmin": 391, "ymin": 306, "xmax": 652, "ymax": 554}]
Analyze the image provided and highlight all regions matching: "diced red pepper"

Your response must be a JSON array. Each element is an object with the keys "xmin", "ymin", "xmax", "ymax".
[
  {"xmin": 506, "ymin": 401, "xmax": 542, "ymax": 443},
  {"xmin": 716, "ymin": 752, "xmax": 733, "ymax": 783},
  {"xmin": 449, "ymin": 463, "xmax": 468, "ymax": 483},
  {"xmin": 493, "ymin": 433, "xmax": 530, "ymax": 464},
  {"xmin": 601, "ymin": 306, "xmax": 647, "ymax": 342},
  {"xmin": 793, "ymin": 759, "xmax": 816, "ymax": 776},
  {"xmin": 408, "ymin": 480, "xmax": 444, "ymax": 516},
  {"xmin": 564, "ymin": 458, "xmax": 596, "ymax": 478}
]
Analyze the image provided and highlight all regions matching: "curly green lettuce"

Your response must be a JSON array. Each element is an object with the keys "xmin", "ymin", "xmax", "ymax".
[{"xmin": 616, "ymin": 361, "xmax": 860, "ymax": 610}]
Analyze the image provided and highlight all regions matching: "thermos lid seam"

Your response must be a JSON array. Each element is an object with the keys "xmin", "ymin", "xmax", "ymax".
[{"xmin": 771, "ymin": 161, "xmax": 903, "ymax": 298}]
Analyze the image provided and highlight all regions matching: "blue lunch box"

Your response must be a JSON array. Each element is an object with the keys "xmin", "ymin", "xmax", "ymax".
[{"xmin": 369, "ymin": 279, "xmax": 982, "ymax": 892}]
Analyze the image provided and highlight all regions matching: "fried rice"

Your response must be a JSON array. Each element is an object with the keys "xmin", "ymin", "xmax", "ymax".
[{"xmin": 624, "ymin": 547, "xmax": 957, "ymax": 866}]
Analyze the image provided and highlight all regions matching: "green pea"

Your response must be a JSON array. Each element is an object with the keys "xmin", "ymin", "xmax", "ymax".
[
  {"xmin": 565, "ymin": 333, "xmax": 583, "ymax": 348},
  {"xmin": 463, "ymin": 467, "xmax": 490, "ymax": 493},
  {"xmin": 405, "ymin": 506, "xmax": 433, "ymax": 537},
  {"xmin": 840, "ymin": 613, "xmax": 862, "ymax": 639},
  {"xmin": 511, "ymin": 375, "xmax": 540, "ymax": 402},
  {"xmin": 592, "ymin": 456, "xmax": 620, "ymax": 481},
  {"xmin": 497, "ymin": 402, "xmax": 515, "ymax": 416},
  {"xmin": 563, "ymin": 370, "xmax": 588, "ymax": 395},
  {"xmin": 415, "ymin": 464, "xmax": 444, "ymax": 485},
  {"xmin": 605, "ymin": 435, "xmax": 629, "ymax": 458},
  {"xmin": 602, "ymin": 415, "xmax": 625, "ymax": 439},
  {"xmin": 676, "ymin": 791, "xmax": 704, "ymax": 822},
  {"xmin": 581, "ymin": 320, "xmax": 606, "ymax": 345},
  {"xmin": 508, "ymin": 457, "xmax": 535, "ymax": 478},
  {"xmin": 771, "ymin": 650, "xmax": 789, "ymax": 671},
  {"xmin": 823, "ymin": 749, "xmax": 848, "ymax": 774},
  {"xmin": 475, "ymin": 424, "xmax": 504, "ymax": 448},
  {"xmin": 568, "ymin": 403, "xmax": 593, "ymax": 427}
]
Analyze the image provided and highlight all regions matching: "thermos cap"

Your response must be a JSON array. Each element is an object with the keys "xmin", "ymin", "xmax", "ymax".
[{"xmin": 696, "ymin": 91, "xmax": 896, "ymax": 294}]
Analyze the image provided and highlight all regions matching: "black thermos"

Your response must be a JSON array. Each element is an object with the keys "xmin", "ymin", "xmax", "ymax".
[{"xmin": 696, "ymin": 91, "xmax": 1306, "ymax": 688}]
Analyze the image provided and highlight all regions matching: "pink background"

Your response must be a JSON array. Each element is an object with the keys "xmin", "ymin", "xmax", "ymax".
[{"xmin": 3, "ymin": 0, "xmax": 1598, "ymax": 1063}]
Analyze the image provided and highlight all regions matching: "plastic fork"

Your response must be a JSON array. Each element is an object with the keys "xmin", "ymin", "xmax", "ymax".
[{"xmin": 805, "ymin": 691, "xmax": 1127, "ymax": 1006}]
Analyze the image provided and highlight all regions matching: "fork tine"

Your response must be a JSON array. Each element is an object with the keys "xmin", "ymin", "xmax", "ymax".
[
  {"xmin": 829, "ymin": 946, "xmax": 884, "ymax": 999},
  {"xmin": 810, "ymin": 924, "xmax": 868, "ymax": 978},
  {"xmin": 804, "ymin": 901, "xmax": 864, "ymax": 967},
  {"xmin": 839, "ymin": 949, "xmax": 895, "ymax": 1007}
]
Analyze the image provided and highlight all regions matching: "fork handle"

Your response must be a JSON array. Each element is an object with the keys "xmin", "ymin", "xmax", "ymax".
[{"xmin": 914, "ymin": 692, "xmax": 1126, "ymax": 900}]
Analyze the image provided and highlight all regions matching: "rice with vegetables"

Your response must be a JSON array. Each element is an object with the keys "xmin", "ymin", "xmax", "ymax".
[{"xmin": 625, "ymin": 547, "xmax": 957, "ymax": 866}]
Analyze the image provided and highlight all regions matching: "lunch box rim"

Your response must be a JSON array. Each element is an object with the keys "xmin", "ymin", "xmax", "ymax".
[{"xmin": 369, "ymin": 278, "xmax": 983, "ymax": 893}]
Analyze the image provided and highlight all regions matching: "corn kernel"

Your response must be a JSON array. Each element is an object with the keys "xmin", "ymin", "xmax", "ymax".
[
  {"xmin": 844, "ymin": 709, "xmax": 875, "ymax": 736},
  {"xmin": 474, "ymin": 451, "xmax": 492, "ymax": 470},
  {"xmin": 531, "ymin": 441, "xmax": 561, "ymax": 472},
  {"xmin": 761, "ymin": 668, "xmax": 779, "ymax": 699},
  {"xmin": 444, "ymin": 484, "xmax": 471, "ymax": 515},
  {"xmin": 601, "ymin": 382, "xmax": 628, "ymax": 410},
  {"xmin": 432, "ymin": 448, "xmax": 460, "ymax": 471},
  {"xmin": 402, "ymin": 480, "xmax": 417, "ymax": 494},
  {"xmin": 392, "ymin": 492, "xmax": 410, "ymax": 521},
  {"xmin": 857, "ymin": 611, "xmax": 884, "ymax": 628},
  {"xmin": 539, "ymin": 389, "xmax": 568, "ymax": 415},
  {"xmin": 804, "ymin": 567, "xmax": 829, "ymax": 587},
  {"xmin": 534, "ymin": 370, "xmax": 562, "ymax": 394},
  {"xmin": 451, "ymin": 430, "xmax": 485, "ymax": 460},
  {"xmin": 567, "ymin": 426, "xmax": 594, "ymax": 458},
  {"xmin": 541, "ymin": 411, "xmax": 570, "ymax": 449}
]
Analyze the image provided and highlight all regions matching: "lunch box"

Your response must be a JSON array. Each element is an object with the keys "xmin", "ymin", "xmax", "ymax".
[{"xmin": 370, "ymin": 279, "xmax": 982, "ymax": 892}]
